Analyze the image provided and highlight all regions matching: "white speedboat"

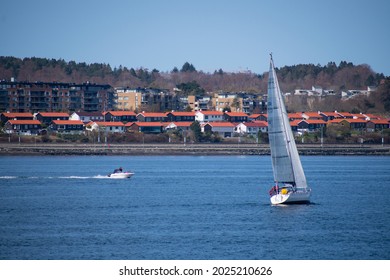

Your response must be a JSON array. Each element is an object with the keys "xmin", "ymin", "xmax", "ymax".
[{"xmin": 107, "ymin": 171, "xmax": 134, "ymax": 179}]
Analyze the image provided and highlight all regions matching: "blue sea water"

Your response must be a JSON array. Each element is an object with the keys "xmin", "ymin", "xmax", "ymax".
[{"xmin": 0, "ymin": 155, "xmax": 389, "ymax": 260}]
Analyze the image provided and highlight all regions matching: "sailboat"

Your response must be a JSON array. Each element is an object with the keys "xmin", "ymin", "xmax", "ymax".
[{"xmin": 267, "ymin": 54, "xmax": 311, "ymax": 205}]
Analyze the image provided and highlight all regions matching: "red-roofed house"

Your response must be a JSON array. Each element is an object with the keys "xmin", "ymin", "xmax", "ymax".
[
  {"xmin": 362, "ymin": 113, "xmax": 382, "ymax": 120},
  {"xmin": 35, "ymin": 112, "xmax": 69, "ymax": 125},
  {"xmin": 297, "ymin": 119, "xmax": 327, "ymax": 132},
  {"xmin": 103, "ymin": 111, "xmax": 137, "ymax": 122},
  {"xmin": 223, "ymin": 112, "xmax": 248, "ymax": 122},
  {"xmin": 195, "ymin": 111, "xmax": 224, "ymax": 123},
  {"xmin": 351, "ymin": 113, "xmax": 382, "ymax": 121},
  {"xmin": 288, "ymin": 113, "xmax": 303, "ymax": 121},
  {"xmin": 50, "ymin": 120, "xmax": 84, "ymax": 134},
  {"xmin": 136, "ymin": 112, "xmax": 168, "ymax": 122},
  {"xmin": 202, "ymin": 122, "xmax": 235, "ymax": 137},
  {"xmin": 319, "ymin": 111, "xmax": 342, "ymax": 121},
  {"xmin": 1, "ymin": 112, "xmax": 34, "ymax": 123},
  {"xmin": 166, "ymin": 111, "xmax": 195, "ymax": 122},
  {"xmin": 366, "ymin": 119, "xmax": 389, "ymax": 132},
  {"xmin": 5, "ymin": 120, "xmax": 42, "ymax": 135},
  {"xmin": 336, "ymin": 112, "xmax": 354, "ymax": 119},
  {"xmin": 328, "ymin": 119, "xmax": 367, "ymax": 130},
  {"xmin": 235, "ymin": 121, "xmax": 268, "ymax": 135},
  {"xmin": 127, "ymin": 122, "xmax": 165, "ymax": 133},
  {"xmin": 248, "ymin": 113, "xmax": 268, "ymax": 122},
  {"xmin": 302, "ymin": 112, "xmax": 323, "ymax": 120}
]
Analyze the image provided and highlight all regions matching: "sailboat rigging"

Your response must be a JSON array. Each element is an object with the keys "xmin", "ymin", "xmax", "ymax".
[{"xmin": 267, "ymin": 54, "xmax": 311, "ymax": 204}]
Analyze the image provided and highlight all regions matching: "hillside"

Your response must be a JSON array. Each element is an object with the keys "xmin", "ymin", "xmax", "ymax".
[{"xmin": 0, "ymin": 56, "xmax": 389, "ymax": 115}]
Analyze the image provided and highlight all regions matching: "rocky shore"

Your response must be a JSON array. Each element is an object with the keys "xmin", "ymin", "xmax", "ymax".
[{"xmin": 0, "ymin": 143, "xmax": 389, "ymax": 156}]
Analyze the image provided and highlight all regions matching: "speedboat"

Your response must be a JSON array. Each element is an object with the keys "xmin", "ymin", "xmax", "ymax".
[{"xmin": 107, "ymin": 171, "xmax": 134, "ymax": 179}]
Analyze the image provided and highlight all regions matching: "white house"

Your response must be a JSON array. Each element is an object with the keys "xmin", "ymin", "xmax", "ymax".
[
  {"xmin": 195, "ymin": 111, "xmax": 224, "ymax": 123},
  {"xmin": 202, "ymin": 122, "xmax": 235, "ymax": 138},
  {"xmin": 86, "ymin": 121, "xmax": 125, "ymax": 133},
  {"xmin": 235, "ymin": 121, "xmax": 268, "ymax": 136},
  {"xmin": 69, "ymin": 111, "xmax": 104, "ymax": 124},
  {"xmin": 165, "ymin": 122, "xmax": 192, "ymax": 131}
]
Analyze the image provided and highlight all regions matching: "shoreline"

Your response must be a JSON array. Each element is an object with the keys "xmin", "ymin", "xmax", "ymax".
[{"xmin": 0, "ymin": 143, "xmax": 389, "ymax": 156}]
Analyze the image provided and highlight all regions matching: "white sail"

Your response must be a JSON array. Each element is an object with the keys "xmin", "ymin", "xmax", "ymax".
[{"xmin": 267, "ymin": 56, "xmax": 307, "ymax": 189}]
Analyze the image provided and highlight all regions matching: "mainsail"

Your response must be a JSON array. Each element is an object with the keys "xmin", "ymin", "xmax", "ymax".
[{"xmin": 267, "ymin": 55, "xmax": 307, "ymax": 189}]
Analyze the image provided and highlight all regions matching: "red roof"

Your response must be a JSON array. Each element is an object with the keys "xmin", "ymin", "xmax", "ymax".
[
  {"xmin": 367, "ymin": 119, "xmax": 389, "ymax": 125},
  {"xmin": 197, "ymin": 111, "xmax": 224, "ymax": 116},
  {"xmin": 7, "ymin": 120, "xmax": 42, "ymax": 125},
  {"xmin": 224, "ymin": 112, "xmax": 248, "ymax": 117},
  {"xmin": 363, "ymin": 113, "xmax": 382, "ymax": 120},
  {"xmin": 337, "ymin": 112, "xmax": 354, "ymax": 118},
  {"xmin": 137, "ymin": 112, "xmax": 167, "ymax": 117},
  {"xmin": 351, "ymin": 114, "xmax": 367, "ymax": 120},
  {"xmin": 300, "ymin": 119, "xmax": 327, "ymax": 124},
  {"xmin": 168, "ymin": 122, "xmax": 193, "ymax": 127},
  {"xmin": 131, "ymin": 122, "xmax": 164, "ymax": 127},
  {"xmin": 290, "ymin": 120, "xmax": 300, "ymax": 126},
  {"xmin": 320, "ymin": 111, "xmax": 341, "ymax": 117},
  {"xmin": 94, "ymin": 121, "xmax": 125, "ymax": 126},
  {"xmin": 2, "ymin": 112, "xmax": 34, "ymax": 118},
  {"xmin": 52, "ymin": 120, "xmax": 84, "ymax": 125},
  {"xmin": 105, "ymin": 111, "xmax": 136, "ymax": 116},
  {"xmin": 73, "ymin": 111, "xmax": 103, "ymax": 117},
  {"xmin": 203, "ymin": 122, "xmax": 235, "ymax": 127},
  {"xmin": 242, "ymin": 121, "xmax": 268, "ymax": 127},
  {"xmin": 167, "ymin": 111, "xmax": 195, "ymax": 116},
  {"xmin": 37, "ymin": 112, "xmax": 69, "ymax": 117},
  {"xmin": 303, "ymin": 112, "xmax": 323, "ymax": 118},
  {"xmin": 288, "ymin": 113, "xmax": 303, "ymax": 119},
  {"xmin": 328, "ymin": 119, "xmax": 367, "ymax": 124}
]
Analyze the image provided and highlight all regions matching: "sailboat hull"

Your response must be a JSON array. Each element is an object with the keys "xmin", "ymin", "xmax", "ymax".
[{"xmin": 270, "ymin": 189, "xmax": 311, "ymax": 205}]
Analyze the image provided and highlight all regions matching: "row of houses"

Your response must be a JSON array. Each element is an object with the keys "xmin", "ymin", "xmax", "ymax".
[
  {"xmin": 1, "ymin": 110, "xmax": 249, "ymax": 125},
  {"xmin": 1, "ymin": 110, "xmax": 389, "ymax": 138}
]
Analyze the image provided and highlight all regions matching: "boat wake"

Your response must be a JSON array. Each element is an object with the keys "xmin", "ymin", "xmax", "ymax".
[{"xmin": 0, "ymin": 175, "xmax": 112, "ymax": 179}]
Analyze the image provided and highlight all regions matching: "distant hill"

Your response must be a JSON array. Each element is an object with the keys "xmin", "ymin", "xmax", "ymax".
[{"xmin": 0, "ymin": 56, "xmax": 389, "ymax": 115}]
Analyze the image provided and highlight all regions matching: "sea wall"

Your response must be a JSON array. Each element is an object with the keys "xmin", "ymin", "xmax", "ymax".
[{"xmin": 0, "ymin": 143, "xmax": 389, "ymax": 156}]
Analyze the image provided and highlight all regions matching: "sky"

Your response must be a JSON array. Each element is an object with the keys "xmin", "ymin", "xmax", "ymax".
[{"xmin": 1, "ymin": 0, "xmax": 389, "ymax": 76}]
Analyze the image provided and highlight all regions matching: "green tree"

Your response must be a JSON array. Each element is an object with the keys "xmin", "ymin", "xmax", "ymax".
[
  {"xmin": 190, "ymin": 121, "xmax": 202, "ymax": 143},
  {"xmin": 231, "ymin": 97, "xmax": 240, "ymax": 111},
  {"xmin": 379, "ymin": 78, "xmax": 390, "ymax": 111},
  {"xmin": 180, "ymin": 62, "xmax": 196, "ymax": 72},
  {"xmin": 176, "ymin": 81, "xmax": 205, "ymax": 96}
]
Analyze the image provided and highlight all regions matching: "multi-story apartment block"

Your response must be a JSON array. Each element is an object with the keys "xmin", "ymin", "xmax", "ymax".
[
  {"xmin": 212, "ymin": 92, "xmax": 265, "ymax": 113},
  {"xmin": 115, "ymin": 87, "xmax": 180, "ymax": 112},
  {"xmin": 0, "ymin": 80, "xmax": 115, "ymax": 113}
]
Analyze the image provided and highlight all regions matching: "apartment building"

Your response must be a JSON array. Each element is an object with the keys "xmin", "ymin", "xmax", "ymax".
[{"xmin": 0, "ymin": 80, "xmax": 115, "ymax": 113}]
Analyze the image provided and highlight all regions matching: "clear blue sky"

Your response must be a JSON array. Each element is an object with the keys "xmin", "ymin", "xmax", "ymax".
[{"xmin": 1, "ymin": 0, "xmax": 389, "ymax": 75}]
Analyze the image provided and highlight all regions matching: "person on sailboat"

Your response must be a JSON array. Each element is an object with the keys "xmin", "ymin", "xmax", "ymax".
[{"xmin": 269, "ymin": 185, "xmax": 279, "ymax": 196}]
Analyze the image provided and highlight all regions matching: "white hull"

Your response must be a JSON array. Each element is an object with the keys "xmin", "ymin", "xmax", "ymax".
[
  {"xmin": 270, "ymin": 189, "xmax": 311, "ymax": 205},
  {"xmin": 107, "ymin": 172, "xmax": 134, "ymax": 179}
]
